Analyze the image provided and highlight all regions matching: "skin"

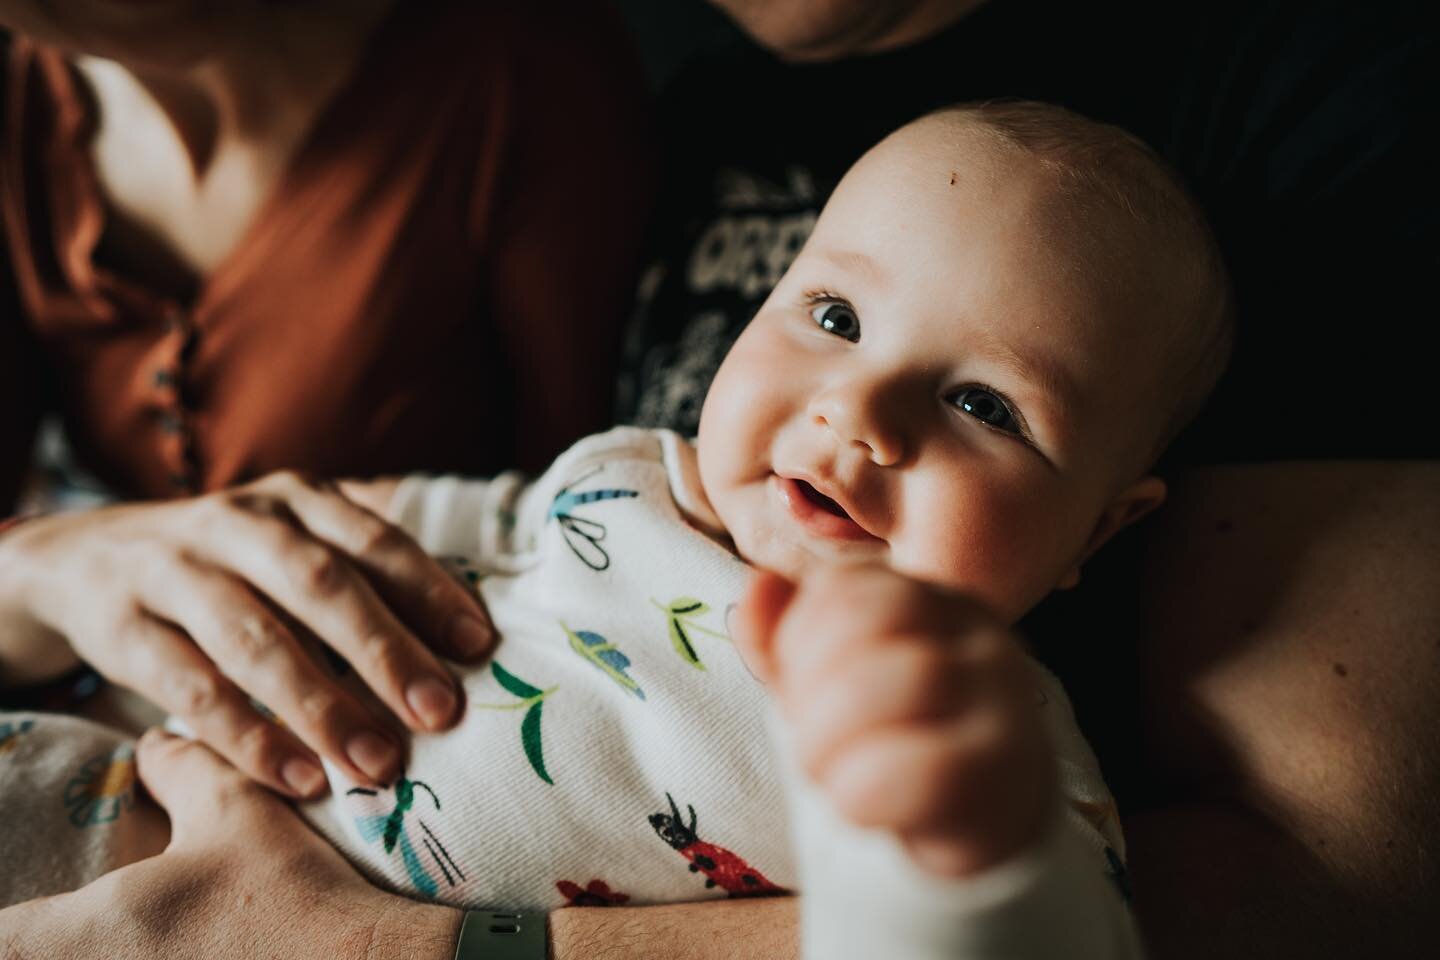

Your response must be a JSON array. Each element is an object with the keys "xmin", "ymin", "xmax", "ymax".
[
  {"xmin": 706, "ymin": 0, "xmax": 991, "ymax": 62},
  {"xmin": 1126, "ymin": 462, "xmax": 1440, "ymax": 957},
  {"xmin": 734, "ymin": 565, "xmax": 1058, "ymax": 877},
  {"xmin": 698, "ymin": 118, "xmax": 1168, "ymax": 622},
  {"xmin": 0, "ymin": 0, "xmax": 397, "ymax": 274},
  {"xmin": 0, "ymin": 730, "xmax": 463, "ymax": 960}
]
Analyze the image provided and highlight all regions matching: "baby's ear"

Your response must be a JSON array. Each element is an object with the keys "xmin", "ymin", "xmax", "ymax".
[{"xmin": 1056, "ymin": 476, "xmax": 1167, "ymax": 590}]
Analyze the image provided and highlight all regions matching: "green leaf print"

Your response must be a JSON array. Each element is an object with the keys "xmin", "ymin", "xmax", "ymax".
[
  {"xmin": 667, "ymin": 617, "xmax": 703, "ymax": 670},
  {"xmin": 650, "ymin": 596, "xmax": 731, "ymax": 670},
  {"xmin": 493, "ymin": 662, "xmax": 543, "ymax": 699},
  {"xmin": 520, "ymin": 702, "xmax": 553, "ymax": 785},
  {"xmin": 475, "ymin": 663, "xmax": 556, "ymax": 785}
]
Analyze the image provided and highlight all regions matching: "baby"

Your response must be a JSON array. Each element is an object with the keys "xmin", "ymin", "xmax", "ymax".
[{"xmin": 0, "ymin": 101, "xmax": 1230, "ymax": 958}]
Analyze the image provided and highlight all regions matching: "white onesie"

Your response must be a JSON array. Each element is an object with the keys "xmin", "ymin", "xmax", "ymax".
[{"xmin": 311, "ymin": 427, "xmax": 1143, "ymax": 957}]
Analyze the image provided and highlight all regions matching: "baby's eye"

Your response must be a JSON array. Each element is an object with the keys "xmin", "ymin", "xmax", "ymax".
[
  {"xmin": 951, "ymin": 387, "xmax": 1022, "ymax": 435},
  {"xmin": 810, "ymin": 301, "xmax": 860, "ymax": 342}
]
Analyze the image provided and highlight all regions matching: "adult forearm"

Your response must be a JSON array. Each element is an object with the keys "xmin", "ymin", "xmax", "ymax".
[
  {"xmin": 364, "ymin": 901, "xmax": 462, "ymax": 960},
  {"xmin": 1125, "ymin": 801, "xmax": 1435, "ymax": 959},
  {"xmin": 1129, "ymin": 462, "xmax": 1440, "ymax": 955},
  {"xmin": 550, "ymin": 896, "xmax": 799, "ymax": 960}
]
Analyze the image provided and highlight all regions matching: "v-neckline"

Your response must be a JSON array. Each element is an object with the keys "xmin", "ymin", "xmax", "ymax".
[{"xmin": 53, "ymin": 1, "xmax": 414, "ymax": 322}]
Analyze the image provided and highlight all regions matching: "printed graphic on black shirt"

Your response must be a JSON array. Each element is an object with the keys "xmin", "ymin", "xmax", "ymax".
[{"xmin": 621, "ymin": 167, "xmax": 823, "ymax": 436}]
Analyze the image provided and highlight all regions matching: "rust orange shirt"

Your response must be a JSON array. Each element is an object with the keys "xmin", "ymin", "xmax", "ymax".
[{"xmin": 0, "ymin": 1, "xmax": 652, "ymax": 509}]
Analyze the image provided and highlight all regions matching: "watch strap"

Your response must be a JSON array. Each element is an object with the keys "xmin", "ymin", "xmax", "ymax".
[{"xmin": 453, "ymin": 910, "xmax": 548, "ymax": 960}]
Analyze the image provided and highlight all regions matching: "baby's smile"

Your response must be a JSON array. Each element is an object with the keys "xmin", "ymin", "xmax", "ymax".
[{"xmin": 770, "ymin": 473, "xmax": 884, "ymax": 544}]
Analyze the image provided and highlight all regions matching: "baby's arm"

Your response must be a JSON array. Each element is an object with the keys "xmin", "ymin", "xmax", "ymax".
[
  {"xmin": 735, "ymin": 565, "xmax": 1143, "ymax": 959},
  {"xmin": 339, "ymin": 471, "xmax": 525, "ymax": 564}
]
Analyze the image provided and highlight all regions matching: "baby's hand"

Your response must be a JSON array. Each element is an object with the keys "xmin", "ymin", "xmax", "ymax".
[{"xmin": 734, "ymin": 564, "xmax": 1056, "ymax": 878}]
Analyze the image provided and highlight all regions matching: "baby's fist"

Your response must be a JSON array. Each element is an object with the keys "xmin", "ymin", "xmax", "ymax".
[{"xmin": 735, "ymin": 564, "xmax": 1056, "ymax": 878}]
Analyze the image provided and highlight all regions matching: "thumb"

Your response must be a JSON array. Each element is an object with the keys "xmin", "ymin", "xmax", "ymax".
[
  {"xmin": 733, "ymin": 568, "xmax": 797, "ymax": 685},
  {"xmin": 135, "ymin": 728, "xmax": 277, "ymax": 849}
]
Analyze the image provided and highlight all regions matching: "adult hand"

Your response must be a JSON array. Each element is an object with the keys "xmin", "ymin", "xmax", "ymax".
[
  {"xmin": 735, "ymin": 564, "xmax": 1055, "ymax": 877},
  {"xmin": 0, "ymin": 729, "xmax": 462, "ymax": 960},
  {"xmin": 0, "ymin": 470, "xmax": 494, "ymax": 796}
]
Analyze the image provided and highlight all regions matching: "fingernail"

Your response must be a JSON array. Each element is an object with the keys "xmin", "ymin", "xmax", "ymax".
[
  {"xmin": 281, "ymin": 757, "xmax": 326, "ymax": 797},
  {"xmin": 407, "ymin": 675, "xmax": 458, "ymax": 730},
  {"xmin": 345, "ymin": 731, "xmax": 399, "ymax": 783},
  {"xmin": 449, "ymin": 614, "xmax": 493, "ymax": 659}
]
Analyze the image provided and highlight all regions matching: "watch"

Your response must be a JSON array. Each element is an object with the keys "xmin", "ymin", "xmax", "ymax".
[{"xmin": 453, "ymin": 910, "xmax": 548, "ymax": 960}]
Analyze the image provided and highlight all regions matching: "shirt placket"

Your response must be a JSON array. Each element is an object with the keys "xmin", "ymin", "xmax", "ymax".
[{"xmin": 151, "ymin": 300, "xmax": 201, "ymax": 495}]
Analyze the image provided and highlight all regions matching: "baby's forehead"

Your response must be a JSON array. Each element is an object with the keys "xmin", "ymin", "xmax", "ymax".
[{"xmin": 828, "ymin": 105, "xmax": 1231, "ymax": 467}]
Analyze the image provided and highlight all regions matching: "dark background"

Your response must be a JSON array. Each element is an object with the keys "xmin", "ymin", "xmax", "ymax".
[{"xmin": 614, "ymin": 0, "xmax": 740, "ymax": 89}]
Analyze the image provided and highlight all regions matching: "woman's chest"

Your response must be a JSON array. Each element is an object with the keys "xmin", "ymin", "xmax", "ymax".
[{"xmin": 75, "ymin": 56, "xmax": 293, "ymax": 282}]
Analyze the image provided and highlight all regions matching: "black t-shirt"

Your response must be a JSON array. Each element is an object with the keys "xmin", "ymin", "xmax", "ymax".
[{"xmin": 618, "ymin": 0, "xmax": 1438, "ymax": 465}]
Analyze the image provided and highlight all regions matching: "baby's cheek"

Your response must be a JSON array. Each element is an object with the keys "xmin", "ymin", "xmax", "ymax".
[{"xmin": 894, "ymin": 471, "xmax": 1067, "ymax": 620}]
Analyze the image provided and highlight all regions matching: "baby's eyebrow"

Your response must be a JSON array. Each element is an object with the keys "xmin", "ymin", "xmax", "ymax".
[
  {"xmin": 819, "ymin": 248, "xmax": 892, "ymax": 292},
  {"xmin": 971, "ymin": 327, "xmax": 1080, "ymax": 412}
]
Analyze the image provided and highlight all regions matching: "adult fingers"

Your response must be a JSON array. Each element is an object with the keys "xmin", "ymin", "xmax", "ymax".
[
  {"xmin": 253, "ymin": 472, "xmax": 494, "ymax": 662},
  {"xmin": 137, "ymin": 558, "xmax": 403, "ymax": 786},
  {"xmin": 732, "ymin": 569, "xmax": 797, "ymax": 685},
  {"xmin": 118, "ymin": 612, "xmax": 330, "ymax": 798},
  {"xmin": 181, "ymin": 491, "xmax": 463, "ymax": 734}
]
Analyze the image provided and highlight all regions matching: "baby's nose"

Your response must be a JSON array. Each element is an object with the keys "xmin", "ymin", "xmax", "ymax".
[{"xmin": 808, "ymin": 384, "xmax": 905, "ymax": 467}]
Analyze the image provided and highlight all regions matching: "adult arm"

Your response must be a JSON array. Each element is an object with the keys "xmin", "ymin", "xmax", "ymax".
[
  {"xmin": 0, "ymin": 729, "xmax": 462, "ymax": 960},
  {"xmin": 1125, "ymin": 461, "xmax": 1440, "ymax": 957},
  {"xmin": 551, "ymin": 897, "xmax": 798, "ymax": 959},
  {"xmin": 0, "ymin": 726, "xmax": 795, "ymax": 960}
]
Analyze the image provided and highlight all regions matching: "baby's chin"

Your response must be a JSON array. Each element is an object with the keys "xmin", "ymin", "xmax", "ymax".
[{"xmin": 730, "ymin": 521, "xmax": 889, "ymax": 581}]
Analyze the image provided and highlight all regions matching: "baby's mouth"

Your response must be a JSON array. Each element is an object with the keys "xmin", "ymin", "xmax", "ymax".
[
  {"xmin": 772, "ymin": 475, "xmax": 882, "ymax": 543},
  {"xmin": 795, "ymin": 480, "xmax": 850, "ymax": 519}
]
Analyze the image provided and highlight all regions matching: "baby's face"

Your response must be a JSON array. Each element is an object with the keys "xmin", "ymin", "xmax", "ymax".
[{"xmin": 697, "ymin": 126, "xmax": 1166, "ymax": 622}]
